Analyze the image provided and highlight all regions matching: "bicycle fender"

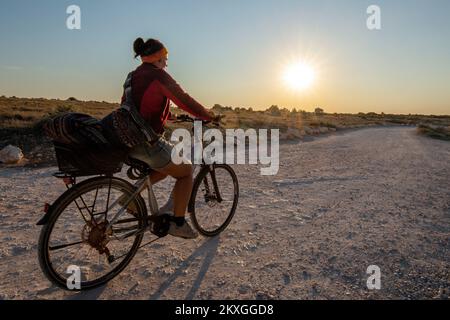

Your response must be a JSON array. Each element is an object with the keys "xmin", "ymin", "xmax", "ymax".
[{"xmin": 36, "ymin": 203, "xmax": 54, "ymax": 225}]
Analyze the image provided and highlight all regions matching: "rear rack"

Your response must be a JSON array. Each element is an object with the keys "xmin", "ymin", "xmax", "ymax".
[
  {"xmin": 52, "ymin": 172, "xmax": 77, "ymax": 187},
  {"xmin": 52, "ymin": 171, "xmax": 115, "ymax": 188}
]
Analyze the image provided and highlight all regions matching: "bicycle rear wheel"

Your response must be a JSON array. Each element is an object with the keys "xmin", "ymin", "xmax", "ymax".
[
  {"xmin": 190, "ymin": 164, "xmax": 239, "ymax": 236},
  {"xmin": 38, "ymin": 177, "xmax": 147, "ymax": 290}
]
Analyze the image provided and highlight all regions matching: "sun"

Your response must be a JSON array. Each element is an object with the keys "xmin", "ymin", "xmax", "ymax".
[{"xmin": 283, "ymin": 62, "xmax": 316, "ymax": 91}]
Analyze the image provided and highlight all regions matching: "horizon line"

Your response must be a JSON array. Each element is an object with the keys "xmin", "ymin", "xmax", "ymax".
[{"xmin": 1, "ymin": 94, "xmax": 449, "ymax": 117}]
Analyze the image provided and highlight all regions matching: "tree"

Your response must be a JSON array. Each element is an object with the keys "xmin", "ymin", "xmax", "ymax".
[
  {"xmin": 267, "ymin": 105, "xmax": 281, "ymax": 116},
  {"xmin": 281, "ymin": 107, "xmax": 290, "ymax": 115},
  {"xmin": 315, "ymin": 107, "xmax": 324, "ymax": 115},
  {"xmin": 212, "ymin": 104, "xmax": 224, "ymax": 111}
]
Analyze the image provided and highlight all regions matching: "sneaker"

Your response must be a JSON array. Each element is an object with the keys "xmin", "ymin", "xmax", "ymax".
[{"xmin": 168, "ymin": 220, "xmax": 199, "ymax": 239}]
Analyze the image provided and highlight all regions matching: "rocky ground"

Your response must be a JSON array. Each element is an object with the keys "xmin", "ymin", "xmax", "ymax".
[{"xmin": 0, "ymin": 126, "xmax": 449, "ymax": 300}]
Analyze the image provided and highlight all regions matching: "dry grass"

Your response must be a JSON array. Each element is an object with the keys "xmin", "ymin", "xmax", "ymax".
[
  {"xmin": 0, "ymin": 96, "xmax": 118, "ymax": 129},
  {"xmin": 1, "ymin": 96, "xmax": 450, "ymax": 149},
  {"xmin": 1, "ymin": 96, "xmax": 449, "ymax": 166},
  {"xmin": 417, "ymin": 124, "xmax": 450, "ymax": 141}
]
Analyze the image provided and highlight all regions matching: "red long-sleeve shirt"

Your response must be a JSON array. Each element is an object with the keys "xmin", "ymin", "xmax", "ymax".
[{"xmin": 122, "ymin": 63, "xmax": 212, "ymax": 134}]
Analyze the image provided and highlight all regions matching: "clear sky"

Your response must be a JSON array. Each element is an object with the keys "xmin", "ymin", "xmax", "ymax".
[{"xmin": 1, "ymin": 0, "xmax": 449, "ymax": 115}]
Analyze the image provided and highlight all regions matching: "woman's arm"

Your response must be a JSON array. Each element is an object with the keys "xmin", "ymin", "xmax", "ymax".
[{"xmin": 155, "ymin": 69, "xmax": 213, "ymax": 121}]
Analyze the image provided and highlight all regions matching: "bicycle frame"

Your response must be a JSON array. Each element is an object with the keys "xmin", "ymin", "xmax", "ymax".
[
  {"xmin": 107, "ymin": 117, "xmax": 220, "ymax": 232},
  {"xmin": 104, "ymin": 174, "xmax": 159, "ymax": 240},
  {"xmin": 107, "ymin": 176, "xmax": 159, "ymax": 229},
  {"xmin": 105, "ymin": 162, "xmax": 223, "ymax": 241}
]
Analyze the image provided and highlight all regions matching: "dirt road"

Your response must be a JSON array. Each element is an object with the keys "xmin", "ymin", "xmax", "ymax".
[{"xmin": 0, "ymin": 126, "xmax": 449, "ymax": 299}]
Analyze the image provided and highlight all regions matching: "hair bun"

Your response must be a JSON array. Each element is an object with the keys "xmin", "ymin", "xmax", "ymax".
[{"xmin": 133, "ymin": 37, "xmax": 145, "ymax": 56}]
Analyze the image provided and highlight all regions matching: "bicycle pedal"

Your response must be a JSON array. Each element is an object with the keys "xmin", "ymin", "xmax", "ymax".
[{"xmin": 150, "ymin": 214, "xmax": 171, "ymax": 237}]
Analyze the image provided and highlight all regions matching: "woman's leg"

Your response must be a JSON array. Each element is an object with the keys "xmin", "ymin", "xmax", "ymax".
[
  {"xmin": 154, "ymin": 162, "xmax": 193, "ymax": 217},
  {"xmin": 149, "ymin": 170, "xmax": 168, "ymax": 185},
  {"xmin": 128, "ymin": 140, "xmax": 198, "ymax": 238}
]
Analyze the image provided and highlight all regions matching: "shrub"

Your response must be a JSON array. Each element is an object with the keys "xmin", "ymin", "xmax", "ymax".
[
  {"xmin": 417, "ymin": 124, "xmax": 450, "ymax": 141},
  {"xmin": 267, "ymin": 105, "xmax": 281, "ymax": 116},
  {"xmin": 56, "ymin": 105, "xmax": 75, "ymax": 113},
  {"xmin": 315, "ymin": 107, "xmax": 324, "ymax": 115}
]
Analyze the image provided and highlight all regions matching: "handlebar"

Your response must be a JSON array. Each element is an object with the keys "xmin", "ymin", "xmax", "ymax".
[
  {"xmin": 173, "ymin": 114, "xmax": 224, "ymax": 127},
  {"xmin": 175, "ymin": 114, "xmax": 197, "ymax": 123}
]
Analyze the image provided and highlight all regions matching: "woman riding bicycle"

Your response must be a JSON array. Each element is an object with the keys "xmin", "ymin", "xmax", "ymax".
[{"xmin": 125, "ymin": 37, "xmax": 218, "ymax": 239}]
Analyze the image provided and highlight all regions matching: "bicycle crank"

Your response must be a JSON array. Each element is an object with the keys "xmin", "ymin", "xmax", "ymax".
[{"xmin": 148, "ymin": 214, "xmax": 171, "ymax": 237}]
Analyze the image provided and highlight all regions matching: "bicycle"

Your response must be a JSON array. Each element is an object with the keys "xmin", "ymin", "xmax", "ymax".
[{"xmin": 37, "ymin": 115, "xmax": 239, "ymax": 290}]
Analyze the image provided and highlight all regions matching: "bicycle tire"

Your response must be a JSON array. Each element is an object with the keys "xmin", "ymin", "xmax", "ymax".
[
  {"xmin": 190, "ymin": 164, "xmax": 239, "ymax": 236},
  {"xmin": 38, "ymin": 176, "xmax": 147, "ymax": 290}
]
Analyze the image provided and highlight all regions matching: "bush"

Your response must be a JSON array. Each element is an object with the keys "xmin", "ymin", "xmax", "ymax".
[
  {"xmin": 315, "ymin": 107, "xmax": 324, "ymax": 115},
  {"xmin": 56, "ymin": 105, "xmax": 75, "ymax": 113},
  {"xmin": 308, "ymin": 121, "xmax": 336, "ymax": 128},
  {"xmin": 417, "ymin": 124, "xmax": 450, "ymax": 141},
  {"xmin": 267, "ymin": 105, "xmax": 281, "ymax": 116}
]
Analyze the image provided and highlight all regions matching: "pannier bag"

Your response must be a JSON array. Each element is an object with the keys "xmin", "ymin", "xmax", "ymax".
[
  {"xmin": 43, "ymin": 112, "xmax": 127, "ymax": 176},
  {"xmin": 43, "ymin": 112, "xmax": 109, "ymax": 146},
  {"xmin": 53, "ymin": 142, "xmax": 125, "ymax": 176}
]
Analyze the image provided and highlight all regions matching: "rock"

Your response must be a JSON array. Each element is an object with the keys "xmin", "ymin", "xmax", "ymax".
[
  {"xmin": 11, "ymin": 245, "xmax": 28, "ymax": 255},
  {"xmin": 283, "ymin": 273, "xmax": 291, "ymax": 285},
  {"xmin": 0, "ymin": 145, "xmax": 24, "ymax": 164},
  {"xmin": 238, "ymin": 284, "xmax": 252, "ymax": 294},
  {"xmin": 319, "ymin": 127, "xmax": 329, "ymax": 134},
  {"xmin": 255, "ymin": 291, "xmax": 274, "ymax": 300}
]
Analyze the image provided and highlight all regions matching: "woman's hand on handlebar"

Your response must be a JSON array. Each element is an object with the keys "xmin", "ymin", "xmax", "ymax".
[
  {"xmin": 175, "ymin": 114, "xmax": 193, "ymax": 122},
  {"xmin": 175, "ymin": 113, "xmax": 225, "ymax": 126}
]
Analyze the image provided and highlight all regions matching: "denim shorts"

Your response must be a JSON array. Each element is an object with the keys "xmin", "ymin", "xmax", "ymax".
[{"xmin": 128, "ymin": 138, "xmax": 174, "ymax": 169}]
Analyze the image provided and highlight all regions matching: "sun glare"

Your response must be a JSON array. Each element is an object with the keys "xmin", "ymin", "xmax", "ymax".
[{"xmin": 283, "ymin": 62, "xmax": 316, "ymax": 91}]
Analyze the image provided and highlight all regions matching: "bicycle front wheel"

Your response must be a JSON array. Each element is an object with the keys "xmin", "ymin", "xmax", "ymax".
[
  {"xmin": 190, "ymin": 164, "xmax": 239, "ymax": 236},
  {"xmin": 38, "ymin": 176, "xmax": 147, "ymax": 290}
]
